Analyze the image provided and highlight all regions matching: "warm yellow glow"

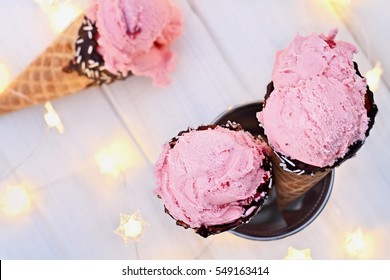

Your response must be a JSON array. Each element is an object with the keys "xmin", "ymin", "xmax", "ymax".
[
  {"xmin": 284, "ymin": 247, "xmax": 312, "ymax": 260},
  {"xmin": 328, "ymin": 0, "xmax": 351, "ymax": 7},
  {"xmin": 0, "ymin": 62, "xmax": 10, "ymax": 93},
  {"xmin": 344, "ymin": 228, "xmax": 367, "ymax": 257},
  {"xmin": 123, "ymin": 218, "xmax": 143, "ymax": 238},
  {"xmin": 340, "ymin": 228, "xmax": 379, "ymax": 259},
  {"xmin": 115, "ymin": 211, "xmax": 148, "ymax": 243},
  {"xmin": 95, "ymin": 142, "xmax": 136, "ymax": 177},
  {"xmin": 44, "ymin": 102, "xmax": 64, "ymax": 134},
  {"xmin": 336, "ymin": 0, "xmax": 351, "ymax": 5},
  {"xmin": 35, "ymin": 0, "xmax": 62, "ymax": 12},
  {"xmin": 321, "ymin": 0, "xmax": 352, "ymax": 16},
  {"xmin": 1, "ymin": 185, "xmax": 34, "ymax": 216},
  {"xmin": 47, "ymin": 2, "xmax": 82, "ymax": 34},
  {"xmin": 366, "ymin": 62, "xmax": 383, "ymax": 92}
]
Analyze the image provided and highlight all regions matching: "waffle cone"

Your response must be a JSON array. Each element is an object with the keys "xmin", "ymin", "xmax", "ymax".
[
  {"xmin": 0, "ymin": 14, "xmax": 92, "ymax": 115},
  {"xmin": 270, "ymin": 151, "xmax": 331, "ymax": 210}
]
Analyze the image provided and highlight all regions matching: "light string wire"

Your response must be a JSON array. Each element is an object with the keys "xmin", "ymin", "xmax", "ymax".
[
  {"xmin": 0, "ymin": 89, "xmax": 54, "ymax": 185},
  {"xmin": 0, "ymin": 127, "xmax": 49, "ymax": 184},
  {"xmin": 120, "ymin": 170, "xmax": 141, "ymax": 260}
]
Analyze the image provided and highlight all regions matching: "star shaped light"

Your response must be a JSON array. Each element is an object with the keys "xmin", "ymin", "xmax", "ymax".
[
  {"xmin": 344, "ymin": 228, "xmax": 368, "ymax": 258},
  {"xmin": 95, "ymin": 142, "xmax": 136, "ymax": 178},
  {"xmin": 115, "ymin": 211, "xmax": 148, "ymax": 243},
  {"xmin": 44, "ymin": 102, "xmax": 64, "ymax": 134},
  {"xmin": 284, "ymin": 247, "xmax": 312, "ymax": 260},
  {"xmin": 34, "ymin": 0, "xmax": 82, "ymax": 33},
  {"xmin": 366, "ymin": 62, "xmax": 383, "ymax": 92},
  {"xmin": 0, "ymin": 184, "xmax": 34, "ymax": 216}
]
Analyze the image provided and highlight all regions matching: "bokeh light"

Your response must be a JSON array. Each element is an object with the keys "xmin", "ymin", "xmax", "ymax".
[
  {"xmin": 115, "ymin": 211, "xmax": 148, "ymax": 243},
  {"xmin": 1, "ymin": 184, "xmax": 34, "ymax": 216},
  {"xmin": 0, "ymin": 62, "xmax": 10, "ymax": 93},
  {"xmin": 366, "ymin": 62, "xmax": 383, "ymax": 92},
  {"xmin": 95, "ymin": 142, "xmax": 137, "ymax": 177},
  {"xmin": 284, "ymin": 247, "xmax": 312, "ymax": 260}
]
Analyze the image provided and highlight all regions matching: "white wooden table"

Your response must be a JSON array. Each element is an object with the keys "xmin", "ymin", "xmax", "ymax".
[{"xmin": 0, "ymin": 0, "xmax": 389, "ymax": 259}]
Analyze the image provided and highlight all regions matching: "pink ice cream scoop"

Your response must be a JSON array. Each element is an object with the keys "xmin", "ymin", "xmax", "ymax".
[
  {"xmin": 154, "ymin": 125, "xmax": 271, "ymax": 236},
  {"xmin": 257, "ymin": 29, "xmax": 371, "ymax": 168},
  {"xmin": 87, "ymin": 0, "xmax": 183, "ymax": 87}
]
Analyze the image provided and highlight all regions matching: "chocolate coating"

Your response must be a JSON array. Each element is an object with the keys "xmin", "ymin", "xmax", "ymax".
[{"xmin": 64, "ymin": 16, "xmax": 130, "ymax": 85}]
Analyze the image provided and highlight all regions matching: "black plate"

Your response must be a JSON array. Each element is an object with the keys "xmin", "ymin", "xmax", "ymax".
[{"xmin": 213, "ymin": 101, "xmax": 334, "ymax": 240}]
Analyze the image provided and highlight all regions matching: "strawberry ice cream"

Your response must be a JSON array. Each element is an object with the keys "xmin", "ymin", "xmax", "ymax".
[
  {"xmin": 257, "ymin": 29, "xmax": 371, "ymax": 168},
  {"xmin": 154, "ymin": 124, "xmax": 271, "ymax": 236},
  {"xmin": 87, "ymin": 0, "xmax": 183, "ymax": 87}
]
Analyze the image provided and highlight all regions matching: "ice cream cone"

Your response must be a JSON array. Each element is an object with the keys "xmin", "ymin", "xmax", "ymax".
[
  {"xmin": 258, "ymin": 30, "xmax": 378, "ymax": 211},
  {"xmin": 270, "ymin": 151, "xmax": 331, "ymax": 210},
  {"xmin": 0, "ymin": 15, "xmax": 92, "ymax": 115},
  {"xmin": 0, "ymin": 0, "xmax": 183, "ymax": 115}
]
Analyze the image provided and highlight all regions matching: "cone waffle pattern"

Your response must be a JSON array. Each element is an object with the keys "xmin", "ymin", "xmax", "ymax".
[
  {"xmin": 0, "ymin": 15, "xmax": 92, "ymax": 115},
  {"xmin": 270, "ymin": 151, "xmax": 331, "ymax": 210}
]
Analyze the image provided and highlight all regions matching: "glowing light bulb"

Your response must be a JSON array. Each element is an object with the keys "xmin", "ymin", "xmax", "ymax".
[
  {"xmin": 115, "ymin": 211, "xmax": 148, "ymax": 243},
  {"xmin": 44, "ymin": 102, "xmax": 64, "ymax": 134},
  {"xmin": 284, "ymin": 247, "xmax": 312, "ymax": 260},
  {"xmin": 0, "ymin": 62, "xmax": 10, "ymax": 93},
  {"xmin": 35, "ymin": 0, "xmax": 62, "ymax": 12},
  {"xmin": 123, "ymin": 218, "xmax": 143, "ymax": 238},
  {"xmin": 95, "ymin": 142, "xmax": 136, "ymax": 177},
  {"xmin": 366, "ymin": 62, "xmax": 383, "ymax": 92},
  {"xmin": 47, "ymin": 2, "xmax": 82, "ymax": 33},
  {"xmin": 344, "ymin": 228, "xmax": 367, "ymax": 257},
  {"xmin": 1, "ymin": 185, "xmax": 34, "ymax": 216},
  {"xmin": 322, "ymin": 0, "xmax": 352, "ymax": 16}
]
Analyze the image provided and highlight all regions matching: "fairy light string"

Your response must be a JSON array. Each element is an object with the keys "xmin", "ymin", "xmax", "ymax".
[
  {"xmin": 0, "ymin": 0, "xmax": 384, "ymax": 260},
  {"xmin": 284, "ymin": 247, "xmax": 313, "ymax": 260}
]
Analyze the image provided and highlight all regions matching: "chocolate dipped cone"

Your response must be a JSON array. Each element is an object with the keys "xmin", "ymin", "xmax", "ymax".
[
  {"xmin": 259, "ymin": 31, "xmax": 378, "ymax": 212},
  {"xmin": 264, "ymin": 72, "xmax": 377, "ymax": 211},
  {"xmin": 270, "ymin": 151, "xmax": 331, "ymax": 210},
  {"xmin": 0, "ymin": 15, "xmax": 92, "ymax": 115},
  {"xmin": 0, "ymin": 1, "xmax": 183, "ymax": 115}
]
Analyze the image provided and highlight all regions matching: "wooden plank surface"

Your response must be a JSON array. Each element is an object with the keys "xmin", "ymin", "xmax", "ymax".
[
  {"xmin": 331, "ymin": 0, "xmax": 390, "ymax": 87},
  {"xmin": 0, "ymin": 0, "xmax": 389, "ymax": 259}
]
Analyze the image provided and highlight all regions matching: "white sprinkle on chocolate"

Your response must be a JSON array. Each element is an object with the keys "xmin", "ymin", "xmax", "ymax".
[
  {"xmin": 226, "ymin": 120, "xmax": 239, "ymax": 129},
  {"xmin": 280, "ymin": 162, "xmax": 293, "ymax": 173},
  {"xmin": 76, "ymin": 47, "xmax": 81, "ymax": 57},
  {"xmin": 297, "ymin": 170, "xmax": 305, "ymax": 175},
  {"xmin": 85, "ymin": 69, "xmax": 91, "ymax": 78},
  {"xmin": 83, "ymin": 25, "xmax": 93, "ymax": 31},
  {"xmin": 76, "ymin": 38, "xmax": 84, "ymax": 44},
  {"xmin": 293, "ymin": 169, "xmax": 302, "ymax": 173},
  {"xmin": 88, "ymin": 31, "xmax": 93, "ymax": 39},
  {"xmin": 282, "ymin": 156, "xmax": 296, "ymax": 167},
  {"xmin": 76, "ymin": 55, "xmax": 82, "ymax": 64},
  {"xmin": 81, "ymin": 62, "xmax": 86, "ymax": 70},
  {"xmin": 87, "ymin": 45, "xmax": 93, "ymax": 55},
  {"xmin": 90, "ymin": 62, "xmax": 99, "ymax": 68},
  {"xmin": 274, "ymin": 151, "xmax": 283, "ymax": 161}
]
